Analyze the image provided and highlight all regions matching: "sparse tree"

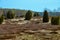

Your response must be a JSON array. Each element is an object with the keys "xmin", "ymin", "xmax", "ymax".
[
  {"xmin": 43, "ymin": 10, "xmax": 49, "ymax": 22},
  {"xmin": 25, "ymin": 10, "xmax": 33, "ymax": 20},
  {"xmin": 7, "ymin": 10, "xmax": 15, "ymax": 19}
]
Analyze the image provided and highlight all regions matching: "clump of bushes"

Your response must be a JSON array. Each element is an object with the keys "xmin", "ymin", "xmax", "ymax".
[
  {"xmin": 7, "ymin": 10, "xmax": 15, "ymax": 19},
  {"xmin": 34, "ymin": 12, "xmax": 40, "ymax": 17},
  {"xmin": 43, "ymin": 10, "xmax": 49, "ymax": 22},
  {"xmin": 51, "ymin": 17, "xmax": 59, "ymax": 25},
  {"xmin": 0, "ymin": 15, "xmax": 4, "ymax": 24},
  {"xmin": 25, "ymin": 10, "xmax": 33, "ymax": 20}
]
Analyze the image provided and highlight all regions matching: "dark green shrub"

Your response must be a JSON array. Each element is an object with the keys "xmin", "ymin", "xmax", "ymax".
[
  {"xmin": 51, "ymin": 17, "xmax": 59, "ymax": 25},
  {"xmin": 7, "ymin": 10, "xmax": 15, "ymax": 19},
  {"xmin": 25, "ymin": 10, "xmax": 33, "ymax": 20},
  {"xmin": 0, "ymin": 15, "xmax": 4, "ymax": 24},
  {"xmin": 43, "ymin": 10, "xmax": 49, "ymax": 22},
  {"xmin": 34, "ymin": 12, "xmax": 40, "ymax": 17}
]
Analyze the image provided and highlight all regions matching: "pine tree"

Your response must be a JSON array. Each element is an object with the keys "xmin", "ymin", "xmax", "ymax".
[
  {"xmin": 25, "ymin": 10, "xmax": 33, "ymax": 20},
  {"xmin": 43, "ymin": 10, "xmax": 49, "ymax": 22}
]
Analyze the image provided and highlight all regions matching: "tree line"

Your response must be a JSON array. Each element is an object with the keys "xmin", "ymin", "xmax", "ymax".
[{"xmin": 0, "ymin": 10, "xmax": 59, "ymax": 25}]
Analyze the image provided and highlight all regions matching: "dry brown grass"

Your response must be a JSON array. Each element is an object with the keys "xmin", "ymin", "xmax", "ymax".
[{"xmin": 0, "ymin": 17, "xmax": 60, "ymax": 40}]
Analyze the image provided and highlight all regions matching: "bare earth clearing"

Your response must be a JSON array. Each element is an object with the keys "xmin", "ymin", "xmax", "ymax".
[{"xmin": 0, "ymin": 17, "xmax": 60, "ymax": 40}]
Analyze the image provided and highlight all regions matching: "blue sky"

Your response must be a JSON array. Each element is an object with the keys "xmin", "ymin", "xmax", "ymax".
[{"xmin": 0, "ymin": 0, "xmax": 60, "ymax": 12}]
